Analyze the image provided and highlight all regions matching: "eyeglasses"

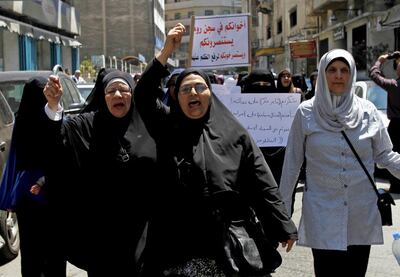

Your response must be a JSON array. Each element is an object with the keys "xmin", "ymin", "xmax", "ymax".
[
  {"xmin": 178, "ymin": 83, "xmax": 209, "ymax": 95},
  {"xmin": 105, "ymin": 85, "xmax": 132, "ymax": 96}
]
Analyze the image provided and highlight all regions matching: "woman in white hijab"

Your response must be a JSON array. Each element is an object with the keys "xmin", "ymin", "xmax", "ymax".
[{"xmin": 279, "ymin": 49, "xmax": 400, "ymax": 276}]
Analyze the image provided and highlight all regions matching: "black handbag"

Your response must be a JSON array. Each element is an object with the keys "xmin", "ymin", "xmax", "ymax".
[
  {"xmin": 214, "ymin": 205, "xmax": 282, "ymax": 276},
  {"xmin": 341, "ymin": 131, "xmax": 395, "ymax": 226}
]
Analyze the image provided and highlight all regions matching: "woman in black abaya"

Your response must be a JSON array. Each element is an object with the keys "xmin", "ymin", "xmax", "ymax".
[
  {"xmin": 0, "ymin": 77, "xmax": 66, "ymax": 276},
  {"xmin": 241, "ymin": 69, "xmax": 276, "ymax": 93},
  {"xmin": 43, "ymin": 70, "xmax": 157, "ymax": 276},
  {"xmin": 134, "ymin": 24, "xmax": 297, "ymax": 276}
]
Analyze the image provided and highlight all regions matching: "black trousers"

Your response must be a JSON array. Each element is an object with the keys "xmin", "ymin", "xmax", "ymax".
[
  {"xmin": 388, "ymin": 119, "xmax": 400, "ymax": 192},
  {"xmin": 312, "ymin": 245, "xmax": 371, "ymax": 277}
]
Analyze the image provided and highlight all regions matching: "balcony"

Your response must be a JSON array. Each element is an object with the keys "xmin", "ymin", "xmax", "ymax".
[{"xmin": 312, "ymin": 0, "xmax": 347, "ymax": 14}]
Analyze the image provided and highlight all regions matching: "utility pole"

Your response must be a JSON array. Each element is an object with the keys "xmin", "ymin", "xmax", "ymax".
[{"xmin": 102, "ymin": 0, "xmax": 107, "ymax": 57}]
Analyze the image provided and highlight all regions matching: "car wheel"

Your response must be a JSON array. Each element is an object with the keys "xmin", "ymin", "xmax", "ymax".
[{"xmin": 0, "ymin": 210, "xmax": 19, "ymax": 262}]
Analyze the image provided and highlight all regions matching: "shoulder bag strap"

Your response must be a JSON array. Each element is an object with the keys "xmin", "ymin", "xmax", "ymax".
[{"xmin": 341, "ymin": 130, "xmax": 380, "ymax": 197}]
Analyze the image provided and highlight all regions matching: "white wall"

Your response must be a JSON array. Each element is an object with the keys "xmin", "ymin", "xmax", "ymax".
[
  {"xmin": 62, "ymin": 45, "xmax": 71, "ymax": 72},
  {"xmin": 38, "ymin": 40, "xmax": 51, "ymax": 70},
  {"xmin": 3, "ymin": 31, "xmax": 19, "ymax": 71}
]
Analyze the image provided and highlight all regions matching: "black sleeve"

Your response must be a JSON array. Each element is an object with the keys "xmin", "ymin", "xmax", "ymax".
[
  {"xmin": 134, "ymin": 58, "xmax": 171, "ymax": 140},
  {"xmin": 244, "ymin": 137, "xmax": 298, "ymax": 244}
]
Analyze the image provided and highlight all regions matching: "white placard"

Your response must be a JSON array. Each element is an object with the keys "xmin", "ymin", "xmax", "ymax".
[
  {"xmin": 190, "ymin": 14, "xmax": 250, "ymax": 69},
  {"xmin": 216, "ymin": 93, "xmax": 301, "ymax": 147}
]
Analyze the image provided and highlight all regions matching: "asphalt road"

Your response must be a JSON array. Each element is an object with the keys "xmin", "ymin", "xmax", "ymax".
[{"xmin": 0, "ymin": 180, "xmax": 399, "ymax": 276}]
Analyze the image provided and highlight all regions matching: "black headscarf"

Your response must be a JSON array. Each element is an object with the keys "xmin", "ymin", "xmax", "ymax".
[
  {"xmin": 276, "ymin": 69, "xmax": 293, "ymax": 93},
  {"xmin": 65, "ymin": 70, "xmax": 149, "ymax": 167},
  {"xmin": 242, "ymin": 69, "xmax": 276, "ymax": 93},
  {"xmin": 81, "ymin": 68, "xmax": 117, "ymax": 113},
  {"xmin": 291, "ymin": 73, "xmax": 308, "ymax": 93},
  {"xmin": 15, "ymin": 76, "xmax": 49, "ymax": 170}
]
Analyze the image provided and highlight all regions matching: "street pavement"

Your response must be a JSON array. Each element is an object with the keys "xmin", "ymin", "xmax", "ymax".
[{"xmin": 0, "ymin": 180, "xmax": 399, "ymax": 276}]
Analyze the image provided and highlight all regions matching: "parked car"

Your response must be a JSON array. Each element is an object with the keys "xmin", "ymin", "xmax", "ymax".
[
  {"xmin": 77, "ymin": 83, "xmax": 95, "ymax": 100},
  {"xmin": 0, "ymin": 68, "xmax": 84, "ymax": 264},
  {"xmin": 0, "ymin": 91, "xmax": 18, "ymax": 263},
  {"xmin": 0, "ymin": 69, "xmax": 84, "ymax": 115},
  {"xmin": 354, "ymin": 80, "xmax": 389, "ymax": 127}
]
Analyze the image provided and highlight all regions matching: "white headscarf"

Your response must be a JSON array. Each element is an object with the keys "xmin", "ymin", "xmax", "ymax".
[{"xmin": 313, "ymin": 49, "xmax": 363, "ymax": 132}]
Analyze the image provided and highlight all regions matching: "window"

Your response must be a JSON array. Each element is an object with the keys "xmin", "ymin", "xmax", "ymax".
[
  {"xmin": 188, "ymin": 11, "xmax": 194, "ymax": 18},
  {"xmin": 205, "ymin": 10, "xmax": 214, "ymax": 16},
  {"xmin": 223, "ymin": 10, "xmax": 230, "ymax": 15},
  {"xmin": 277, "ymin": 19, "xmax": 282, "ymax": 34},
  {"xmin": 290, "ymin": 9, "xmax": 297, "ymax": 28},
  {"xmin": 267, "ymin": 26, "xmax": 272, "ymax": 39},
  {"xmin": 0, "ymin": 81, "xmax": 25, "ymax": 113},
  {"xmin": 174, "ymin": 13, "xmax": 181, "ymax": 20}
]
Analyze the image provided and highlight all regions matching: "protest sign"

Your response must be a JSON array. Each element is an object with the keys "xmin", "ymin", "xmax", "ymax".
[
  {"xmin": 189, "ymin": 14, "xmax": 250, "ymax": 69},
  {"xmin": 215, "ymin": 93, "xmax": 301, "ymax": 147}
]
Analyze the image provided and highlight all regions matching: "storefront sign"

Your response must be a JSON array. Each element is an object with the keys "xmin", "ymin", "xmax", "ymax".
[
  {"xmin": 333, "ymin": 26, "xmax": 345, "ymax": 41},
  {"xmin": 255, "ymin": 47, "xmax": 285, "ymax": 57},
  {"xmin": 289, "ymin": 40, "xmax": 317, "ymax": 59}
]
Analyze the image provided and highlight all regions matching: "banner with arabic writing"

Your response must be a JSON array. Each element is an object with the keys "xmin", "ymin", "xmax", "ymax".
[
  {"xmin": 215, "ymin": 92, "xmax": 301, "ymax": 147},
  {"xmin": 189, "ymin": 14, "xmax": 250, "ymax": 69}
]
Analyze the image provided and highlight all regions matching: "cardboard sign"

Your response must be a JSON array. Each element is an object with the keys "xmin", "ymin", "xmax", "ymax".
[{"xmin": 189, "ymin": 14, "xmax": 250, "ymax": 69}]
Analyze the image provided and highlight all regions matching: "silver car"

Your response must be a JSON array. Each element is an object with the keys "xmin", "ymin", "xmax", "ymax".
[
  {"xmin": 0, "ymin": 90, "xmax": 18, "ymax": 263},
  {"xmin": 355, "ymin": 80, "xmax": 389, "ymax": 127}
]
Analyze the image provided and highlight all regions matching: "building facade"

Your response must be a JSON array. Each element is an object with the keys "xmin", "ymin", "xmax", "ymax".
[
  {"xmin": 310, "ymin": 0, "xmax": 400, "ymax": 79},
  {"xmin": 76, "ymin": 0, "xmax": 165, "ymax": 73},
  {"xmin": 165, "ymin": 0, "xmax": 242, "ymax": 68},
  {"xmin": 250, "ymin": 0, "xmax": 318, "ymax": 75},
  {"xmin": 253, "ymin": 0, "xmax": 400, "ymax": 78},
  {"xmin": 0, "ymin": 0, "xmax": 81, "ymax": 72}
]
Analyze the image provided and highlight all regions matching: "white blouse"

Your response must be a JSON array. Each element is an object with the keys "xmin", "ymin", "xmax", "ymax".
[{"xmin": 280, "ymin": 97, "xmax": 400, "ymax": 250}]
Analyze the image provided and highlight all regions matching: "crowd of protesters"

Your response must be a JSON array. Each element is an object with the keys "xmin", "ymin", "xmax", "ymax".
[{"xmin": 1, "ymin": 21, "xmax": 400, "ymax": 277}]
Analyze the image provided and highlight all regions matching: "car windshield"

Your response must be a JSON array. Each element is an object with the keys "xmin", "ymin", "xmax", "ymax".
[
  {"xmin": 78, "ymin": 86, "xmax": 94, "ymax": 100},
  {"xmin": 367, "ymin": 84, "xmax": 387, "ymax": 110}
]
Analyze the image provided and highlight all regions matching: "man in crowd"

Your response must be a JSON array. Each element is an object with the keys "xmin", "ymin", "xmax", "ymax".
[
  {"xmin": 71, "ymin": 69, "xmax": 86, "ymax": 84},
  {"xmin": 370, "ymin": 51, "xmax": 400, "ymax": 193}
]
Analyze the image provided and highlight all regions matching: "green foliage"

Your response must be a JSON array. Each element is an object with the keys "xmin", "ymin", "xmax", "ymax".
[{"xmin": 80, "ymin": 59, "xmax": 97, "ymax": 80}]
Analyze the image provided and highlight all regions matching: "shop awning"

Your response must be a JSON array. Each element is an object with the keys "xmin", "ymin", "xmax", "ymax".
[
  {"xmin": 68, "ymin": 39, "xmax": 82, "ymax": 47},
  {"xmin": 0, "ymin": 15, "xmax": 80, "ymax": 47},
  {"xmin": 255, "ymin": 47, "xmax": 285, "ymax": 57},
  {"xmin": 0, "ymin": 20, "xmax": 7, "ymax": 28}
]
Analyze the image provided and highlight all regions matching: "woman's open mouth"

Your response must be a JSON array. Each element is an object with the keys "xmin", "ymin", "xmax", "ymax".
[{"xmin": 188, "ymin": 100, "xmax": 200, "ymax": 108}]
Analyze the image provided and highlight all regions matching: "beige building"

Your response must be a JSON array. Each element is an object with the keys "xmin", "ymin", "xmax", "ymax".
[
  {"xmin": 249, "ymin": 0, "xmax": 318, "ymax": 76},
  {"xmin": 165, "ymin": 0, "xmax": 242, "ymax": 68},
  {"xmin": 253, "ymin": 0, "xmax": 400, "ymax": 78},
  {"xmin": 75, "ymin": 0, "xmax": 165, "ymax": 73},
  {"xmin": 310, "ymin": 0, "xmax": 400, "ymax": 79}
]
